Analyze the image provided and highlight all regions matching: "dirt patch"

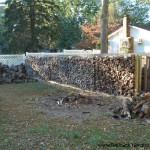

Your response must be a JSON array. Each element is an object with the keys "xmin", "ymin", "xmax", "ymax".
[{"xmin": 34, "ymin": 92, "xmax": 123, "ymax": 120}]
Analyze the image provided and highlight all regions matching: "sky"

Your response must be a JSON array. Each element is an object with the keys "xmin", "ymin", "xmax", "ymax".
[{"xmin": 0, "ymin": 0, "xmax": 5, "ymax": 2}]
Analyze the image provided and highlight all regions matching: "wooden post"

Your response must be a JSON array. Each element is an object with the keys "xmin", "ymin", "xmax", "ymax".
[
  {"xmin": 138, "ymin": 55, "xmax": 142, "ymax": 92},
  {"xmin": 135, "ymin": 55, "xmax": 139, "ymax": 93},
  {"xmin": 143, "ymin": 56, "xmax": 148, "ymax": 91},
  {"xmin": 135, "ymin": 55, "xmax": 142, "ymax": 93},
  {"xmin": 147, "ymin": 57, "xmax": 150, "ymax": 91}
]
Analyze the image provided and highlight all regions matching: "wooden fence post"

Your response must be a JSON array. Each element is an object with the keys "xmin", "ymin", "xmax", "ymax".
[
  {"xmin": 135, "ymin": 55, "xmax": 139, "ymax": 93},
  {"xmin": 143, "ymin": 56, "xmax": 148, "ymax": 91},
  {"xmin": 135, "ymin": 55, "xmax": 142, "ymax": 93},
  {"xmin": 138, "ymin": 55, "xmax": 142, "ymax": 92}
]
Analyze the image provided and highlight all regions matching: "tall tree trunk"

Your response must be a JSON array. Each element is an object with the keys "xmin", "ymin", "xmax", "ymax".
[
  {"xmin": 30, "ymin": 1, "xmax": 36, "ymax": 51},
  {"xmin": 101, "ymin": 0, "xmax": 109, "ymax": 53}
]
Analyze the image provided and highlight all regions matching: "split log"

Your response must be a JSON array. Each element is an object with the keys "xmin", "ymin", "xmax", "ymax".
[{"xmin": 113, "ymin": 93, "xmax": 150, "ymax": 121}]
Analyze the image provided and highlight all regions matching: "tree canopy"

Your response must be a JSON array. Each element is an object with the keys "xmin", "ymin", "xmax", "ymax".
[
  {"xmin": 2, "ymin": 0, "xmax": 150, "ymax": 53},
  {"xmin": 4, "ymin": 0, "xmax": 59, "ymax": 53}
]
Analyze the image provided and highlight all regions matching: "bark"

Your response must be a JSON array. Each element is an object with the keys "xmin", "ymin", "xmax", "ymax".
[
  {"xmin": 29, "ymin": 1, "xmax": 36, "ymax": 51},
  {"xmin": 101, "ymin": 0, "xmax": 109, "ymax": 53}
]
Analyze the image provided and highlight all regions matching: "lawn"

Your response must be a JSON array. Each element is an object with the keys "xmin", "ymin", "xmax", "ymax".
[{"xmin": 0, "ymin": 82, "xmax": 150, "ymax": 149}]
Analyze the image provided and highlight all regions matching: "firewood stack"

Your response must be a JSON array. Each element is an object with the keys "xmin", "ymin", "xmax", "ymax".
[
  {"xmin": 26, "ymin": 56, "xmax": 50, "ymax": 80},
  {"xmin": 95, "ymin": 55, "xmax": 135, "ymax": 96},
  {"xmin": 0, "ymin": 63, "xmax": 26, "ymax": 84},
  {"xmin": 49, "ymin": 56, "xmax": 95, "ymax": 91},
  {"xmin": 26, "ymin": 55, "xmax": 135, "ymax": 96}
]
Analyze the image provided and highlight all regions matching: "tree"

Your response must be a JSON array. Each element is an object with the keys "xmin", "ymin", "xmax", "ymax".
[
  {"xmin": 54, "ymin": 0, "xmax": 101, "ymax": 24},
  {"xmin": 76, "ymin": 0, "xmax": 150, "ymax": 50},
  {"xmin": 4, "ymin": 0, "xmax": 59, "ymax": 53},
  {"xmin": 0, "ymin": 5, "xmax": 8, "ymax": 53},
  {"xmin": 52, "ymin": 0, "xmax": 101, "ymax": 50},
  {"xmin": 56, "ymin": 17, "xmax": 81, "ymax": 50},
  {"xmin": 101, "ymin": 0, "xmax": 109, "ymax": 53},
  {"xmin": 115, "ymin": 0, "xmax": 150, "ymax": 24}
]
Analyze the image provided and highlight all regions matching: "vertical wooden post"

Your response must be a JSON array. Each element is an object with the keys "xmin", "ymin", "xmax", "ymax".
[
  {"xmin": 147, "ymin": 57, "xmax": 150, "ymax": 91},
  {"xmin": 135, "ymin": 55, "xmax": 142, "ymax": 93},
  {"xmin": 135, "ymin": 55, "xmax": 139, "ymax": 93},
  {"xmin": 143, "ymin": 56, "xmax": 148, "ymax": 91},
  {"xmin": 138, "ymin": 55, "xmax": 142, "ymax": 92}
]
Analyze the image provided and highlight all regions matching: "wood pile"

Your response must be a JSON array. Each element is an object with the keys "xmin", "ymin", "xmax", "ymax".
[
  {"xmin": 113, "ymin": 93, "xmax": 150, "ymax": 122},
  {"xmin": 49, "ymin": 56, "xmax": 95, "ymax": 90},
  {"xmin": 26, "ymin": 56, "xmax": 50, "ymax": 81},
  {"xmin": 26, "ymin": 55, "xmax": 135, "ymax": 96},
  {"xmin": 95, "ymin": 56, "xmax": 135, "ymax": 96},
  {"xmin": 26, "ymin": 56, "xmax": 95, "ymax": 91},
  {"xmin": 0, "ymin": 63, "xmax": 27, "ymax": 84}
]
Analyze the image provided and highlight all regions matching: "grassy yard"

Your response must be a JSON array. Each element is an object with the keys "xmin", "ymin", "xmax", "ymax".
[{"xmin": 0, "ymin": 82, "xmax": 150, "ymax": 150}]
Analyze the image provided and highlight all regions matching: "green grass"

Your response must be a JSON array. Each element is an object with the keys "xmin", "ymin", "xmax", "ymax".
[{"xmin": 0, "ymin": 82, "xmax": 150, "ymax": 149}]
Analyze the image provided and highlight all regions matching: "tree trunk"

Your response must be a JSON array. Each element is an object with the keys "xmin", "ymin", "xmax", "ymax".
[
  {"xmin": 29, "ymin": 1, "xmax": 36, "ymax": 51},
  {"xmin": 101, "ymin": 0, "xmax": 109, "ymax": 54}
]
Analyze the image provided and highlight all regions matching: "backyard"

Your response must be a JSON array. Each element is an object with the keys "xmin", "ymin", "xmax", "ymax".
[{"xmin": 0, "ymin": 81, "xmax": 150, "ymax": 149}]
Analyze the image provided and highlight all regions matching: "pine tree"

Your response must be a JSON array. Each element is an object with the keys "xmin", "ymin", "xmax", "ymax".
[{"xmin": 5, "ymin": 0, "xmax": 59, "ymax": 53}]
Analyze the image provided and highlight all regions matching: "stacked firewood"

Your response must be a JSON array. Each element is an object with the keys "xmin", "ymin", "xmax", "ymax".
[
  {"xmin": 26, "ymin": 55, "xmax": 135, "ymax": 96},
  {"xmin": 48, "ymin": 56, "xmax": 95, "ymax": 90},
  {"xmin": 113, "ymin": 93, "xmax": 150, "ymax": 122},
  {"xmin": 132, "ymin": 93, "xmax": 150, "ymax": 119},
  {"xmin": 26, "ymin": 56, "xmax": 50, "ymax": 81},
  {"xmin": 0, "ymin": 63, "xmax": 28, "ymax": 84},
  {"xmin": 95, "ymin": 56, "xmax": 135, "ymax": 96}
]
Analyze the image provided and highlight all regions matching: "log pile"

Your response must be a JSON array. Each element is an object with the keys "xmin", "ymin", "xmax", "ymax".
[
  {"xmin": 26, "ymin": 56, "xmax": 50, "ymax": 81},
  {"xmin": 49, "ymin": 56, "xmax": 95, "ymax": 90},
  {"xmin": 67, "ymin": 56, "xmax": 94, "ymax": 90},
  {"xmin": 95, "ymin": 56, "xmax": 135, "ymax": 96},
  {"xmin": 113, "ymin": 93, "xmax": 150, "ymax": 122},
  {"xmin": 0, "ymin": 63, "xmax": 28, "ymax": 84},
  {"xmin": 26, "ymin": 55, "xmax": 135, "ymax": 96}
]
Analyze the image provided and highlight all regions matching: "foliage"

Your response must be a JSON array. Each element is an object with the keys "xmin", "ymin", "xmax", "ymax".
[
  {"xmin": 4, "ymin": 0, "xmax": 59, "ymax": 53},
  {"xmin": 54, "ymin": 0, "xmax": 101, "ymax": 24},
  {"xmin": 52, "ymin": 0, "xmax": 101, "ymax": 50},
  {"xmin": 76, "ymin": 0, "xmax": 150, "ymax": 50},
  {"xmin": 0, "ymin": 6, "xmax": 8, "ymax": 53},
  {"xmin": 2, "ymin": 0, "xmax": 150, "ymax": 52},
  {"xmin": 115, "ymin": 0, "xmax": 150, "ymax": 24},
  {"xmin": 76, "ymin": 19, "xmax": 121, "ymax": 50},
  {"xmin": 56, "ymin": 17, "xmax": 81, "ymax": 50}
]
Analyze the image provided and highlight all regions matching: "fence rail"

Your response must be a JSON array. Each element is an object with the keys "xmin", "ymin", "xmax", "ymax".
[{"xmin": 0, "ymin": 54, "xmax": 25, "ymax": 66}]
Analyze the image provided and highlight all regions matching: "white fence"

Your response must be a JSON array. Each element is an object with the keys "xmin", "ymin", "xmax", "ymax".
[
  {"xmin": 63, "ymin": 49, "xmax": 101, "ymax": 55},
  {"xmin": 0, "ymin": 50, "xmax": 101, "ymax": 66},
  {"xmin": 0, "ymin": 54, "xmax": 25, "ymax": 66},
  {"xmin": 26, "ymin": 52, "xmax": 64, "ymax": 57}
]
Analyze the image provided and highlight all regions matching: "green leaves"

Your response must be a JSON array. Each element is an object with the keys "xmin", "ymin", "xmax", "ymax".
[
  {"xmin": 4, "ymin": 0, "xmax": 59, "ymax": 53},
  {"xmin": 115, "ymin": 0, "xmax": 150, "ymax": 24},
  {"xmin": 56, "ymin": 17, "xmax": 81, "ymax": 50}
]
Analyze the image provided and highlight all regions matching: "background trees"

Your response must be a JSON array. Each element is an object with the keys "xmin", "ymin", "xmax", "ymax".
[
  {"xmin": 78, "ymin": 0, "xmax": 150, "ymax": 50},
  {"xmin": 54, "ymin": 0, "xmax": 100, "ymax": 50},
  {"xmin": 2, "ymin": 0, "xmax": 150, "ymax": 53},
  {"xmin": 0, "ymin": 5, "xmax": 7, "ymax": 53},
  {"xmin": 5, "ymin": 0, "xmax": 59, "ymax": 53},
  {"xmin": 116, "ymin": 0, "xmax": 150, "ymax": 24}
]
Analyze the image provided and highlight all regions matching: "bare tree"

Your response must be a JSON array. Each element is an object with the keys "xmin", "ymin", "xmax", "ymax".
[{"xmin": 101, "ymin": 0, "xmax": 109, "ymax": 53}]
